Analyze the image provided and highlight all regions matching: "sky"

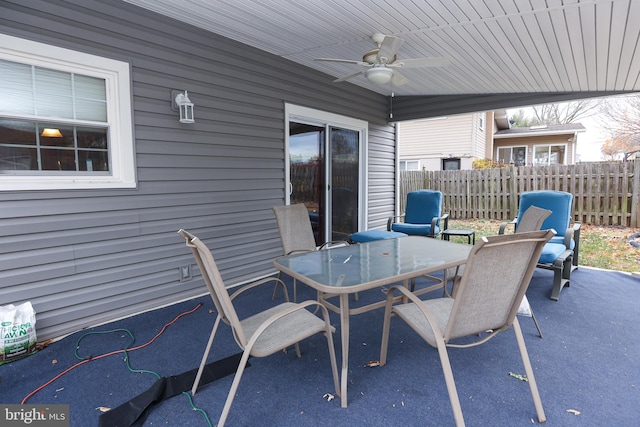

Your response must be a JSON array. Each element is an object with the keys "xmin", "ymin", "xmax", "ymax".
[{"xmin": 573, "ymin": 116, "xmax": 608, "ymax": 161}]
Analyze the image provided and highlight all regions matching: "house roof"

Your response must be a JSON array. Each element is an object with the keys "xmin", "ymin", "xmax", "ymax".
[
  {"xmin": 122, "ymin": 0, "xmax": 640, "ymax": 102},
  {"xmin": 494, "ymin": 123, "xmax": 587, "ymax": 138}
]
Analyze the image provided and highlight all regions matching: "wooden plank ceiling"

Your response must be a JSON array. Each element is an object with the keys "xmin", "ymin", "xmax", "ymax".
[{"xmin": 123, "ymin": 0, "xmax": 640, "ymax": 98}]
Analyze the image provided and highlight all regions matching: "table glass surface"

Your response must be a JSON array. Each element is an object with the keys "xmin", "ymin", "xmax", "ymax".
[{"xmin": 274, "ymin": 236, "xmax": 470, "ymax": 289}]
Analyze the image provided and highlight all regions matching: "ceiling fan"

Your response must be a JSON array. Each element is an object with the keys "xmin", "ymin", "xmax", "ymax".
[{"xmin": 314, "ymin": 33, "xmax": 451, "ymax": 86}]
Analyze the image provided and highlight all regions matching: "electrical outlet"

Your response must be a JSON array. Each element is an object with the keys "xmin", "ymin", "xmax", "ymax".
[{"xmin": 179, "ymin": 264, "xmax": 192, "ymax": 282}]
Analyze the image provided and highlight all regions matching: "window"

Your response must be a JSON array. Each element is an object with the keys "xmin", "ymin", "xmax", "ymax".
[
  {"xmin": 478, "ymin": 114, "xmax": 485, "ymax": 130},
  {"xmin": 497, "ymin": 146, "xmax": 527, "ymax": 166},
  {"xmin": 0, "ymin": 34, "xmax": 135, "ymax": 190},
  {"xmin": 400, "ymin": 160, "xmax": 420, "ymax": 171},
  {"xmin": 442, "ymin": 158, "xmax": 460, "ymax": 170},
  {"xmin": 534, "ymin": 144, "xmax": 566, "ymax": 165}
]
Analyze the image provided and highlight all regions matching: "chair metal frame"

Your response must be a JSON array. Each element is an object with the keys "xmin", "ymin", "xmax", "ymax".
[
  {"xmin": 272, "ymin": 204, "xmax": 349, "ymax": 301},
  {"xmin": 380, "ymin": 230, "xmax": 554, "ymax": 426},
  {"xmin": 178, "ymin": 229, "xmax": 339, "ymax": 427}
]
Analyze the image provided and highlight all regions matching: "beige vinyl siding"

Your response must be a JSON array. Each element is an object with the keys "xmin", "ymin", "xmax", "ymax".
[
  {"xmin": 399, "ymin": 114, "xmax": 482, "ymax": 170},
  {"xmin": 399, "ymin": 115, "xmax": 475, "ymax": 158}
]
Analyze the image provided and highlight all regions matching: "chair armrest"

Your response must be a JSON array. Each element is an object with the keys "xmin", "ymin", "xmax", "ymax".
[
  {"xmin": 230, "ymin": 277, "xmax": 290, "ymax": 302},
  {"xmin": 430, "ymin": 212, "xmax": 449, "ymax": 236},
  {"xmin": 319, "ymin": 240, "xmax": 350, "ymax": 250},
  {"xmin": 499, "ymin": 218, "xmax": 517, "ymax": 235},
  {"xmin": 563, "ymin": 222, "xmax": 581, "ymax": 249},
  {"xmin": 287, "ymin": 249, "xmax": 314, "ymax": 255},
  {"xmin": 387, "ymin": 214, "xmax": 405, "ymax": 230},
  {"xmin": 567, "ymin": 222, "xmax": 581, "ymax": 266},
  {"xmin": 383, "ymin": 285, "xmax": 449, "ymax": 336}
]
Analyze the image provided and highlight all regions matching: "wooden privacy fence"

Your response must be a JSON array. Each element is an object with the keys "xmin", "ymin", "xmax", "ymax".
[{"xmin": 399, "ymin": 160, "xmax": 639, "ymax": 227}]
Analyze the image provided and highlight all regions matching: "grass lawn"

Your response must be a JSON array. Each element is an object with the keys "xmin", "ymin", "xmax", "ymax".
[{"xmin": 448, "ymin": 218, "xmax": 640, "ymax": 274}]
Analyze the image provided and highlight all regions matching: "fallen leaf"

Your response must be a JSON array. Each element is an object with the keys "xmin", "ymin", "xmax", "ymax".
[
  {"xmin": 508, "ymin": 371, "xmax": 528, "ymax": 382},
  {"xmin": 51, "ymin": 359, "xmax": 57, "ymax": 365},
  {"xmin": 96, "ymin": 407, "xmax": 111, "ymax": 412},
  {"xmin": 323, "ymin": 393, "xmax": 334, "ymax": 402},
  {"xmin": 365, "ymin": 360, "xmax": 380, "ymax": 368},
  {"xmin": 37, "ymin": 339, "xmax": 54, "ymax": 350},
  {"xmin": 567, "ymin": 409, "xmax": 581, "ymax": 415}
]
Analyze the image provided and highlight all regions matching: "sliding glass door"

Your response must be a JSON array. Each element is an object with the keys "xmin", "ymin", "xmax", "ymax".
[{"xmin": 287, "ymin": 105, "xmax": 365, "ymax": 245}]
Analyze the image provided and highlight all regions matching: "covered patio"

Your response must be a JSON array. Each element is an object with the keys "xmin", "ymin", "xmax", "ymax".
[
  {"xmin": 3, "ymin": 266, "xmax": 639, "ymax": 426},
  {"xmin": 1, "ymin": 2, "xmax": 640, "ymax": 425}
]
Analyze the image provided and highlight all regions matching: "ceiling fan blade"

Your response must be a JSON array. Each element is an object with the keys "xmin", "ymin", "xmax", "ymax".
[
  {"xmin": 333, "ymin": 71, "xmax": 365, "ymax": 82},
  {"xmin": 314, "ymin": 58, "xmax": 368, "ymax": 66},
  {"xmin": 393, "ymin": 57, "xmax": 451, "ymax": 68},
  {"xmin": 377, "ymin": 35, "xmax": 403, "ymax": 63},
  {"xmin": 391, "ymin": 70, "xmax": 409, "ymax": 86}
]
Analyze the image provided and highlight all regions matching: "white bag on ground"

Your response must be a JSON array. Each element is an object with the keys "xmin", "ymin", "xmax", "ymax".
[
  {"xmin": 517, "ymin": 295, "xmax": 533, "ymax": 317},
  {"xmin": 0, "ymin": 301, "xmax": 37, "ymax": 364}
]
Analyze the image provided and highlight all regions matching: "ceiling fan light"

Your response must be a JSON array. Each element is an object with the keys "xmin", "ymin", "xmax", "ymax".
[{"xmin": 365, "ymin": 67, "xmax": 394, "ymax": 84}]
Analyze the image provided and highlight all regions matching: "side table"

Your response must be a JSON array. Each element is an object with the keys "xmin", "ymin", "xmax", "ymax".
[{"xmin": 441, "ymin": 229, "xmax": 475, "ymax": 245}]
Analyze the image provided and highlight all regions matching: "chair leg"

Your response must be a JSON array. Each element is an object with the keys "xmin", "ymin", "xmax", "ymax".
[
  {"xmin": 435, "ymin": 338, "xmax": 465, "ymax": 427},
  {"xmin": 324, "ymin": 331, "xmax": 340, "ymax": 396},
  {"xmin": 379, "ymin": 298, "xmax": 394, "ymax": 366},
  {"xmin": 530, "ymin": 310, "xmax": 543, "ymax": 338},
  {"xmin": 513, "ymin": 317, "xmax": 546, "ymax": 423},
  {"xmin": 192, "ymin": 315, "xmax": 222, "ymax": 395},
  {"xmin": 218, "ymin": 349, "xmax": 252, "ymax": 427},
  {"xmin": 549, "ymin": 256, "xmax": 572, "ymax": 301},
  {"xmin": 272, "ymin": 271, "xmax": 283, "ymax": 300},
  {"xmin": 294, "ymin": 343, "xmax": 301, "ymax": 358}
]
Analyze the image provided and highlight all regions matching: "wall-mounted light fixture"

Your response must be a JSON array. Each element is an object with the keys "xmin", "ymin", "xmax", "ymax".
[
  {"xmin": 171, "ymin": 90, "xmax": 195, "ymax": 123},
  {"xmin": 40, "ymin": 128, "xmax": 63, "ymax": 137}
]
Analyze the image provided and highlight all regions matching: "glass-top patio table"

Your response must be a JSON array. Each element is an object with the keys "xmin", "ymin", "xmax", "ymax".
[{"xmin": 273, "ymin": 235, "xmax": 471, "ymax": 407}]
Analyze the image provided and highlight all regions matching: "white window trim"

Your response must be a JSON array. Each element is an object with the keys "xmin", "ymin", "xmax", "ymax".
[
  {"xmin": 400, "ymin": 159, "xmax": 421, "ymax": 171},
  {"xmin": 533, "ymin": 143, "xmax": 568, "ymax": 166},
  {"xmin": 497, "ymin": 145, "xmax": 528, "ymax": 165},
  {"xmin": 0, "ymin": 34, "xmax": 136, "ymax": 190}
]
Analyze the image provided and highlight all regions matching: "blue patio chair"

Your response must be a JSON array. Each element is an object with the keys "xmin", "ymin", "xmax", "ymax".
[
  {"xmin": 387, "ymin": 190, "xmax": 449, "ymax": 238},
  {"xmin": 499, "ymin": 190, "xmax": 581, "ymax": 301}
]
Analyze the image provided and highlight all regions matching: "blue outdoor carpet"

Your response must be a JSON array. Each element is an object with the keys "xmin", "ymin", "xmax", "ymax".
[{"xmin": 1, "ymin": 267, "xmax": 639, "ymax": 426}]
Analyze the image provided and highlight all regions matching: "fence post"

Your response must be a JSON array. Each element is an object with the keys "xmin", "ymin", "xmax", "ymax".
[
  {"xmin": 509, "ymin": 165, "xmax": 518, "ymax": 219},
  {"xmin": 632, "ymin": 159, "xmax": 639, "ymax": 227}
]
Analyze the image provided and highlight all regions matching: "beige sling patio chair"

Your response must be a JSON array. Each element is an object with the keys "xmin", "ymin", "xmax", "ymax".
[
  {"xmin": 447, "ymin": 205, "xmax": 551, "ymax": 337},
  {"xmin": 272, "ymin": 203, "xmax": 349, "ymax": 301},
  {"xmin": 510, "ymin": 206, "xmax": 552, "ymax": 337},
  {"xmin": 178, "ymin": 229, "xmax": 339, "ymax": 427},
  {"xmin": 380, "ymin": 230, "xmax": 554, "ymax": 427}
]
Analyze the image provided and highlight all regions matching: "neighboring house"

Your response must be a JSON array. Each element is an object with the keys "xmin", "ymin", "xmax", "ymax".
[
  {"xmin": 398, "ymin": 110, "xmax": 585, "ymax": 170},
  {"xmin": 493, "ymin": 123, "xmax": 586, "ymax": 166},
  {"xmin": 397, "ymin": 111, "xmax": 494, "ymax": 170}
]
